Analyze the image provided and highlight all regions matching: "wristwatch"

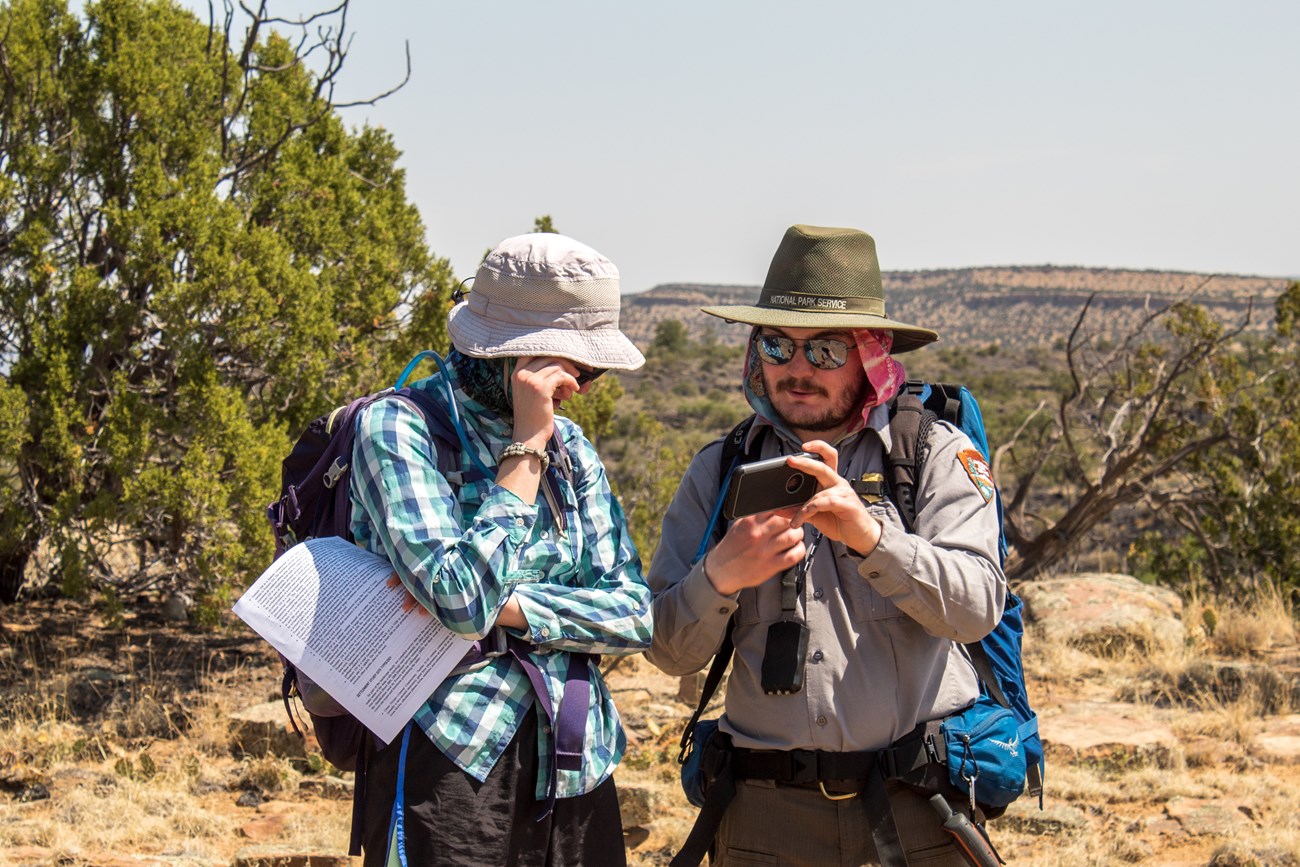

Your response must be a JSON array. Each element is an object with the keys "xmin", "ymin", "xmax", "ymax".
[{"xmin": 498, "ymin": 442, "xmax": 550, "ymax": 472}]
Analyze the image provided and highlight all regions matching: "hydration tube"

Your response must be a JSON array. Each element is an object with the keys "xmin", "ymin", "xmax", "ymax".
[{"xmin": 393, "ymin": 350, "xmax": 493, "ymax": 481}]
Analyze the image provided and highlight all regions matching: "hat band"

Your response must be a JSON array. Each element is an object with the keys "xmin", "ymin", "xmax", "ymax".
[
  {"xmin": 757, "ymin": 290, "xmax": 885, "ymax": 317},
  {"xmin": 467, "ymin": 288, "xmax": 622, "ymax": 331}
]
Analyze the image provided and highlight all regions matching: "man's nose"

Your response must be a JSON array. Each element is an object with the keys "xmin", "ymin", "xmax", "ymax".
[{"xmin": 785, "ymin": 343, "xmax": 818, "ymax": 375}]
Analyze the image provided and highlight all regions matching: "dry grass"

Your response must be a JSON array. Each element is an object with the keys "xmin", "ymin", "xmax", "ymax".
[
  {"xmin": 2, "ymin": 588, "xmax": 1299, "ymax": 867},
  {"xmin": 1203, "ymin": 584, "xmax": 1299, "ymax": 658}
]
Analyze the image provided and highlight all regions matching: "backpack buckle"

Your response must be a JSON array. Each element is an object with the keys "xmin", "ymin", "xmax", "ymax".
[
  {"xmin": 850, "ymin": 473, "xmax": 884, "ymax": 504},
  {"xmin": 323, "ymin": 457, "xmax": 349, "ymax": 489}
]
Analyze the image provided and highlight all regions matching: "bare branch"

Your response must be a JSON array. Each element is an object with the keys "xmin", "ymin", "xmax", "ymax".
[{"xmin": 334, "ymin": 42, "xmax": 411, "ymax": 109}]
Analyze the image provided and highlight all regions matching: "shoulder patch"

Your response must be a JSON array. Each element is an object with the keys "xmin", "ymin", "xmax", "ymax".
[{"xmin": 957, "ymin": 448, "xmax": 995, "ymax": 503}]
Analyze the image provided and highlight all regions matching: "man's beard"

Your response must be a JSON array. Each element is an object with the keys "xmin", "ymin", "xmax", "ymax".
[{"xmin": 769, "ymin": 374, "xmax": 871, "ymax": 433}]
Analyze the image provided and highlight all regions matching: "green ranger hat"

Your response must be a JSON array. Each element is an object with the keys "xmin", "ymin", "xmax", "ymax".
[{"xmin": 701, "ymin": 224, "xmax": 939, "ymax": 353}]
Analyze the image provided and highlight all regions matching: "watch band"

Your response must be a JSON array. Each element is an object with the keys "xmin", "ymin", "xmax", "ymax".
[{"xmin": 498, "ymin": 441, "xmax": 550, "ymax": 472}]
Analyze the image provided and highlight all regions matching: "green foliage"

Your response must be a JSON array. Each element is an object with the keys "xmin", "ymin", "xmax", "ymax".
[
  {"xmin": 532, "ymin": 214, "xmax": 557, "ymax": 234},
  {"xmin": 607, "ymin": 413, "xmax": 694, "ymax": 565},
  {"xmin": 651, "ymin": 319, "xmax": 690, "ymax": 357},
  {"xmin": 563, "ymin": 376, "xmax": 623, "ymax": 446},
  {"xmin": 0, "ymin": 0, "xmax": 453, "ymax": 606}
]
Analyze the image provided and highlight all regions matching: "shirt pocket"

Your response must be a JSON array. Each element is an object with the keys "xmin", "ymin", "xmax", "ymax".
[{"xmin": 734, "ymin": 575, "xmax": 784, "ymax": 627}]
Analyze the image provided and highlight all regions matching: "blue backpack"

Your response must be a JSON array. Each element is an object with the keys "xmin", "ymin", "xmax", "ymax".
[
  {"xmin": 887, "ymin": 382, "xmax": 1043, "ymax": 813},
  {"xmin": 678, "ymin": 381, "xmax": 1043, "ymax": 816}
]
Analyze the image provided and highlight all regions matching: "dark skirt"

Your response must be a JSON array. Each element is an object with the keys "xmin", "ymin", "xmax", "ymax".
[{"xmin": 362, "ymin": 707, "xmax": 627, "ymax": 867}]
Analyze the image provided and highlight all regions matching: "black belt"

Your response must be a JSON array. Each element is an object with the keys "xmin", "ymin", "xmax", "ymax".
[
  {"xmin": 670, "ymin": 722, "xmax": 944, "ymax": 867},
  {"xmin": 730, "ymin": 720, "xmax": 940, "ymax": 786}
]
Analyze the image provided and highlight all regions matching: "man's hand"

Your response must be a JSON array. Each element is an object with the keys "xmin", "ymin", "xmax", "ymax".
[
  {"xmin": 704, "ymin": 511, "xmax": 807, "ymax": 596},
  {"xmin": 510, "ymin": 356, "xmax": 583, "ymax": 450},
  {"xmin": 787, "ymin": 440, "xmax": 882, "ymax": 556}
]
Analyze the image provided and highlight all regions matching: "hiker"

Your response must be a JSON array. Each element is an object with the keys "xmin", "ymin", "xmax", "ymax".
[
  {"xmin": 647, "ymin": 225, "xmax": 1008, "ymax": 866},
  {"xmin": 349, "ymin": 232, "xmax": 653, "ymax": 866}
]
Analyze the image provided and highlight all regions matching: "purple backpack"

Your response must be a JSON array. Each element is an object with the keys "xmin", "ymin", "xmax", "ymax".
[{"xmin": 265, "ymin": 357, "xmax": 590, "ymax": 856}]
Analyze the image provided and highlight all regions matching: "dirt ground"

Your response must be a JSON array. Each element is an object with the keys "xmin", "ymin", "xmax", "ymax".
[{"xmin": 2, "ymin": 599, "xmax": 1299, "ymax": 866}]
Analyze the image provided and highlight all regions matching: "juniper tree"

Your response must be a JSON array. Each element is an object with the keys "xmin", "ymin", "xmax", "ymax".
[{"xmin": 0, "ymin": 0, "xmax": 453, "ymax": 616}]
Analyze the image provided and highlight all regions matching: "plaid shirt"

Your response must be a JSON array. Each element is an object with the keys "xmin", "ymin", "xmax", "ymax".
[{"xmin": 349, "ymin": 367, "xmax": 652, "ymax": 799}]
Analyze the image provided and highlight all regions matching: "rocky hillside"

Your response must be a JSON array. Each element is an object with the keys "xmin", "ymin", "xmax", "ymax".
[{"xmin": 620, "ymin": 267, "xmax": 1294, "ymax": 350}]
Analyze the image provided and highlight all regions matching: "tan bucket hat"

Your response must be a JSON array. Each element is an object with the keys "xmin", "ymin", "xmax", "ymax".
[
  {"xmin": 701, "ymin": 224, "xmax": 938, "ymax": 353},
  {"xmin": 448, "ymin": 233, "xmax": 645, "ymax": 370}
]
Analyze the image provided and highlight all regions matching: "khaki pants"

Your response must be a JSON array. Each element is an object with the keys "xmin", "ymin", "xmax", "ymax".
[{"xmin": 711, "ymin": 777, "xmax": 978, "ymax": 866}]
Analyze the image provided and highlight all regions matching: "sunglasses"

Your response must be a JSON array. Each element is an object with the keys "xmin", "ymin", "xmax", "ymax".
[
  {"xmin": 575, "ymin": 367, "xmax": 608, "ymax": 387},
  {"xmin": 754, "ymin": 334, "xmax": 853, "ymax": 370}
]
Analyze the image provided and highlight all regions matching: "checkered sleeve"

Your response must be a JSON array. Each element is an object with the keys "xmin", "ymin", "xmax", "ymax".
[
  {"xmin": 510, "ymin": 426, "xmax": 653, "ymax": 655},
  {"xmin": 351, "ymin": 397, "xmax": 538, "ymax": 638}
]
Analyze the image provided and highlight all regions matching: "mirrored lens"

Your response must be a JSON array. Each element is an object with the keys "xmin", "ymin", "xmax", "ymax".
[
  {"xmin": 755, "ymin": 335, "xmax": 850, "ymax": 370},
  {"xmin": 806, "ymin": 339, "xmax": 850, "ymax": 369},
  {"xmin": 757, "ymin": 335, "xmax": 797, "ymax": 365}
]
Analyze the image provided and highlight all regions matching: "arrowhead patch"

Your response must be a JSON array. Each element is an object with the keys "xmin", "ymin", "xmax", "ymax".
[{"xmin": 957, "ymin": 448, "xmax": 995, "ymax": 503}]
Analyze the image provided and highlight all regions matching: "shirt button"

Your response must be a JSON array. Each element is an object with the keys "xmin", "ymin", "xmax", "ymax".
[
  {"xmin": 816, "ymin": 716, "xmax": 828, "ymax": 726},
  {"xmin": 540, "ymin": 530, "xmax": 549, "ymax": 539},
  {"xmin": 514, "ymin": 517, "xmax": 525, "ymax": 527},
  {"xmin": 813, "ymin": 588, "xmax": 824, "ymax": 599},
  {"xmin": 718, "ymin": 607, "xmax": 730, "ymax": 615},
  {"xmin": 868, "ymin": 571, "xmax": 880, "ymax": 580},
  {"xmin": 812, "ymin": 650, "xmax": 824, "ymax": 663},
  {"xmin": 540, "ymin": 626, "xmax": 550, "ymax": 638}
]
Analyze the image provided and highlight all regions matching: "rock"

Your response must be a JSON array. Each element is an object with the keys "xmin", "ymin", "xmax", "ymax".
[
  {"xmin": 994, "ymin": 802, "xmax": 1090, "ymax": 836},
  {"xmin": 1177, "ymin": 662, "xmax": 1300, "ymax": 715},
  {"xmin": 238, "ymin": 813, "xmax": 290, "ymax": 842},
  {"xmin": 1164, "ymin": 797, "xmax": 1255, "ymax": 837},
  {"xmin": 617, "ymin": 782, "xmax": 658, "ymax": 828},
  {"xmin": 16, "ymin": 781, "xmax": 50, "ymax": 802},
  {"xmin": 1019, "ymin": 572, "xmax": 1184, "ymax": 657},
  {"xmin": 1043, "ymin": 701, "xmax": 1182, "ymax": 769},
  {"xmin": 298, "ymin": 775, "xmax": 355, "ymax": 800},
  {"xmin": 229, "ymin": 701, "xmax": 308, "ymax": 760},
  {"xmin": 0, "ymin": 766, "xmax": 49, "ymax": 794},
  {"xmin": 1255, "ymin": 714, "xmax": 1300, "ymax": 764},
  {"xmin": 237, "ymin": 789, "xmax": 264, "ymax": 807},
  {"xmin": 232, "ymin": 848, "xmax": 355, "ymax": 867},
  {"xmin": 4, "ymin": 846, "xmax": 57, "ymax": 865},
  {"xmin": 162, "ymin": 591, "xmax": 193, "ymax": 622},
  {"xmin": 624, "ymin": 826, "xmax": 652, "ymax": 848},
  {"xmin": 1209, "ymin": 843, "xmax": 1300, "ymax": 866},
  {"xmin": 66, "ymin": 666, "xmax": 125, "ymax": 718}
]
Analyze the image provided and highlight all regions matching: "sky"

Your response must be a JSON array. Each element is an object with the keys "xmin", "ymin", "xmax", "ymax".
[{"xmin": 205, "ymin": 0, "xmax": 1300, "ymax": 293}]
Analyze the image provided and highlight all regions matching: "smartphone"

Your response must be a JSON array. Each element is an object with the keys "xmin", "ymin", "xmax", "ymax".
[{"xmin": 723, "ymin": 452, "xmax": 821, "ymax": 520}]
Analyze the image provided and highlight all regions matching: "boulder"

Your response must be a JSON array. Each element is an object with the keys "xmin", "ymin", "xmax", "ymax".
[
  {"xmin": 1019, "ymin": 572, "xmax": 1184, "ymax": 657},
  {"xmin": 1043, "ymin": 700, "xmax": 1182, "ymax": 769},
  {"xmin": 229, "ymin": 701, "xmax": 308, "ymax": 760}
]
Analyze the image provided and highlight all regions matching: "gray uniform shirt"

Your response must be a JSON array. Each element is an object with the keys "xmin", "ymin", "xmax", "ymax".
[{"xmin": 647, "ymin": 404, "xmax": 1007, "ymax": 752}]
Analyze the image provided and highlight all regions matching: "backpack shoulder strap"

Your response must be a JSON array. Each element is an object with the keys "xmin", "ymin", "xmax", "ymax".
[
  {"xmin": 391, "ymin": 385, "xmax": 491, "ymax": 488},
  {"xmin": 677, "ymin": 415, "xmax": 761, "ymax": 759},
  {"xmin": 677, "ymin": 618, "xmax": 735, "ymax": 763},
  {"xmin": 697, "ymin": 414, "xmax": 760, "ymax": 556},
  {"xmin": 717, "ymin": 414, "xmax": 758, "ymax": 490},
  {"xmin": 884, "ymin": 391, "xmax": 938, "ymax": 532}
]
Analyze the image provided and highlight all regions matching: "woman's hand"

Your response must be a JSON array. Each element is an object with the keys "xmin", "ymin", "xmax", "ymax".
[
  {"xmin": 510, "ymin": 356, "xmax": 583, "ymax": 450},
  {"xmin": 786, "ymin": 440, "xmax": 882, "ymax": 556}
]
